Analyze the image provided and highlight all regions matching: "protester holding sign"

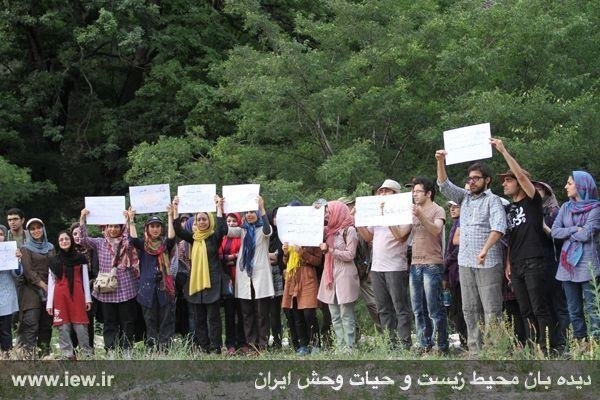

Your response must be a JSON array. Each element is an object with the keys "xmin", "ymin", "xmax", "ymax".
[
  {"xmin": 172, "ymin": 196, "xmax": 228, "ymax": 354},
  {"xmin": 127, "ymin": 208, "xmax": 177, "ymax": 352},
  {"xmin": 228, "ymin": 195, "xmax": 274, "ymax": 353},
  {"xmin": 79, "ymin": 208, "xmax": 140, "ymax": 356},
  {"xmin": 0, "ymin": 225, "xmax": 21, "ymax": 356}
]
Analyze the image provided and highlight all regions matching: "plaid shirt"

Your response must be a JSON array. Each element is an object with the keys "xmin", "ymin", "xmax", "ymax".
[
  {"xmin": 439, "ymin": 179, "xmax": 507, "ymax": 268},
  {"xmin": 79, "ymin": 224, "xmax": 139, "ymax": 303}
]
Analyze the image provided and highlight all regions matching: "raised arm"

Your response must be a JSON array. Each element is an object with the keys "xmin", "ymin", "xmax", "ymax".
[{"xmin": 491, "ymin": 137, "xmax": 535, "ymax": 198}]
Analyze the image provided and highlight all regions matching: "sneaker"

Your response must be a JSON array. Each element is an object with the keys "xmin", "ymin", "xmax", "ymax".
[
  {"xmin": 310, "ymin": 346, "xmax": 321, "ymax": 355},
  {"xmin": 226, "ymin": 347, "xmax": 236, "ymax": 356},
  {"xmin": 296, "ymin": 346, "xmax": 310, "ymax": 356}
]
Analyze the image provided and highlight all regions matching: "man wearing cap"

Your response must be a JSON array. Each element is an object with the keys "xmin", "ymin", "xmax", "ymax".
[
  {"xmin": 356, "ymin": 179, "xmax": 412, "ymax": 350},
  {"xmin": 491, "ymin": 138, "xmax": 552, "ymax": 351},
  {"xmin": 435, "ymin": 151, "xmax": 506, "ymax": 354}
]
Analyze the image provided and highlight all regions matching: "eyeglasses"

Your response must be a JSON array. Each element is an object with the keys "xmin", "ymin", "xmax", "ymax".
[
  {"xmin": 7, "ymin": 217, "xmax": 21, "ymax": 222},
  {"xmin": 465, "ymin": 176, "xmax": 484, "ymax": 184}
]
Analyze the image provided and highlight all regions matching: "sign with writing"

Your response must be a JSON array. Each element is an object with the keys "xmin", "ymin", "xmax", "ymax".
[
  {"xmin": 443, "ymin": 122, "xmax": 492, "ymax": 165},
  {"xmin": 177, "ymin": 184, "xmax": 216, "ymax": 213},
  {"xmin": 129, "ymin": 184, "xmax": 171, "ymax": 214},
  {"xmin": 222, "ymin": 184, "xmax": 261, "ymax": 214},
  {"xmin": 84, "ymin": 196, "xmax": 127, "ymax": 225},
  {"xmin": 0, "ymin": 241, "xmax": 18, "ymax": 271},
  {"xmin": 354, "ymin": 193, "xmax": 413, "ymax": 227},
  {"xmin": 276, "ymin": 206, "xmax": 325, "ymax": 246}
]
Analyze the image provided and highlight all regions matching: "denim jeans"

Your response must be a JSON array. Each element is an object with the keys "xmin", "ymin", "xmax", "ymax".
[
  {"xmin": 329, "ymin": 300, "xmax": 357, "ymax": 348},
  {"xmin": 562, "ymin": 278, "xmax": 600, "ymax": 340},
  {"xmin": 509, "ymin": 257, "xmax": 552, "ymax": 347},
  {"xmin": 371, "ymin": 271, "xmax": 412, "ymax": 349},
  {"xmin": 410, "ymin": 264, "xmax": 449, "ymax": 350}
]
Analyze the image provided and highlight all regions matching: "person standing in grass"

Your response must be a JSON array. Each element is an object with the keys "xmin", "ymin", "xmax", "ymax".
[
  {"xmin": 0, "ymin": 224, "xmax": 21, "ymax": 357},
  {"xmin": 551, "ymin": 171, "xmax": 600, "ymax": 342},
  {"xmin": 317, "ymin": 200, "xmax": 360, "ymax": 351},
  {"xmin": 46, "ymin": 231, "xmax": 92, "ymax": 360}
]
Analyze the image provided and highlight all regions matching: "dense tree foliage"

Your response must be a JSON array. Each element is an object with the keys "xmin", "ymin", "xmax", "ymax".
[{"xmin": 0, "ymin": 0, "xmax": 598, "ymax": 230}]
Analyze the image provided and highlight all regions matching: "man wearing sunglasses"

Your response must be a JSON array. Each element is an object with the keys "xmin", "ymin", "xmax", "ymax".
[{"xmin": 435, "ymin": 150, "xmax": 507, "ymax": 356}]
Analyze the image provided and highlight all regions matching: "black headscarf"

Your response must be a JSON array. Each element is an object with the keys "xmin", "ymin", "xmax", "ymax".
[{"xmin": 49, "ymin": 231, "xmax": 87, "ymax": 296}]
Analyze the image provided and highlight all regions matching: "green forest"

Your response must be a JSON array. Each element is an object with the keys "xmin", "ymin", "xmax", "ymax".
[{"xmin": 1, "ymin": 0, "xmax": 598, "ymax": 230}]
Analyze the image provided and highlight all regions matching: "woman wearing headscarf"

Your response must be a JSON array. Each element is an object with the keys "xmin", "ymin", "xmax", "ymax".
[
  {"xmin": 70, "ymin": 221, "xmax": 100, "ymax": 349},
  {"xmin": 127, "ymin": 208, "xmax": 177, "ymax": 351},
  {"xmin": 17, "ymin": 218, "xmax": 55, "ymax": 358},
  {"xmin": 0, "ymin": 224, "xmax": 21, "ymax": 356},
  {"xmin": 317, "ymin": 201, "xmax": 360, "ymax": 350},
  {"xmin": 172, "ymin": 196, "xmax": 227, "ymax": 354},
  {"xmin": 46, "ymin": 231, "xmax": 92, "ymax": 359},
  {"xmin": 79, "ymin": 209, "xmax": 140, "ymax": 355},
  {"xmin": 267, "ymin": 207, "xmax": 284, "ymax": 350},
  {"xmin": 218, "ymin": 212, "xmax": 248, "ymax": 354},
  {"xmin": 228, "ymin": 195, "xmax": 274, "ymax": 352},
  {"xmin": 551, "ymin": 171, "xmax": 600, "ymax": 342}
]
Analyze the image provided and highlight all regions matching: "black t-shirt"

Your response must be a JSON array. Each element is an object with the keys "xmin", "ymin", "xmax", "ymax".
[{"xmin": 505, "ymin": 190, "xmax": 545, "ymax": 262}]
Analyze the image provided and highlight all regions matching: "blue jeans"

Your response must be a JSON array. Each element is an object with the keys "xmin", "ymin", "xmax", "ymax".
[
  {"xmin": 562, "ymin": 278, "xmax": 600, "ymax": 340},
  {"xmin": 410, "ymin": 264, "xmax": 449, "ymax": 350}
]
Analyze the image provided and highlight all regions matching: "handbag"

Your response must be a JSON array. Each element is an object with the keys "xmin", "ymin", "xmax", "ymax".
[
  {"xmin": 93, "ymin": 241, "xmax": 121, "ymax": 294},
  {"xmin": 93, "ymin": 267, "xmax": 118, "ymax": 293}
]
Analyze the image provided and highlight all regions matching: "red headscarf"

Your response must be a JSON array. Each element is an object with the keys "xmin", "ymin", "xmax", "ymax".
[{"xmin": 323, "ymin": 201, "xmax": 354, "ymax": 288}]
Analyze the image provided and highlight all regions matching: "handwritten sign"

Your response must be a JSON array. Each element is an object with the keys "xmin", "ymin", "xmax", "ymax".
[
  {"xmin": 443, "ymin": 122, "xmax": 492, "ymax": 165},
  {"xmin": 129, "ymin": 184, "xmax": 171, "ymax": 214},
  {"xmin": 84, "ymin": 196, "xmax": 127, "ymax": 225},
  {"xmin": 276, "ymin": 206, "xmax": 325, "ymax": 246},
  {"xmin": 222, "ymin": 184, "xmax": 260, "ymax": 214},
  {"xmin": 354, "ymin": 192, "xmax": 413, "ymax": 227},
  {"xmin": 177, "ymin": 184, "xmax": 216, "ymax": 213},
  {"xmin": 0, "ymin": 241, "xmax": 18, "ymax": 271}
]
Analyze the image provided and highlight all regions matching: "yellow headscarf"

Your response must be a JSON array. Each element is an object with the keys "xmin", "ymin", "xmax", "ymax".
[{"xmin": 189, "ymin": 213, "xmax": 215, "ymax": 296}]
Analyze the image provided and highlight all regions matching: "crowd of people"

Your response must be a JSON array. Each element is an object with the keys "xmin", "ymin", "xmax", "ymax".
[{"xmin": 0, "ymin": 138, "xmax": 598, "ymax": 360}]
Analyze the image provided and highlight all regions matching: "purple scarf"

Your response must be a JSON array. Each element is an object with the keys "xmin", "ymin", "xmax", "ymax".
[{"xmin": 560, "ymin": 171, "xmax": 600, "ymax": 273}]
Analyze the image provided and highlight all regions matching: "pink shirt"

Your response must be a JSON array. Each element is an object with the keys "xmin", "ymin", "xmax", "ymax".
[{"xmin": 369, "ymin": 226, "xmax": 409, "ymax": 272}]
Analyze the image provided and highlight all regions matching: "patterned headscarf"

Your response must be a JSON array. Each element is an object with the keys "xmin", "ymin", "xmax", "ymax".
[{"xmin": 560, "ymin": 171, "xmax": 600, "ymax": 273}]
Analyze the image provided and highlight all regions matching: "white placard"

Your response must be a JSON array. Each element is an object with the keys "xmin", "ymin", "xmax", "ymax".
[
  {"xmin": 0, "ymin": 241, "xmax": 18, "ymax": 271},
  {"xmin": 84, "ymin": 196, "xmax": 127, "ymax": 225},
  {"xmin": 129, "ymin": 184, "xmax": 171, "ymax": 214},
  {"xmin": 276, "ymin": 206, "xmax": 325, "ymax": 246},
  {"xmin": 354, "ymin": 192, "xmax": 413, "ymax": 227},
  {"xmin": 443, "ymin": 122, "xmax": 492, "ymax": 165},
  {"xmin": 177, "ymin": 184, "xmax": 216, "ymax": 214},
  {"xmin": 222, "ymin": 184, "xmax": 260, "ymax": 213}
]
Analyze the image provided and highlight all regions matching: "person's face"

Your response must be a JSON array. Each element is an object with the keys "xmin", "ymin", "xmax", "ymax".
[
  {"xmin": 244, "ymin": 211, "xmax": 258, "ymax": 224},
  {"xmin": 377, "ymin": 187, "xmax": 396, "ymax": 196},
  {"xmin": 565, "ymin": 176, "xmax": 579, "ymax": 200},
  {"xmin": 465, "ymin": 172, "xmax": 487, "ymax": 194},
  {"xmin": 412, "ymin": 184, "xmax": 429, "ymax": 206},
  {"xmin": 28, "ymin": 222, "xmax": 44, "ymax": 241},
  {"xmin": 179, "ymin": 217, "xmax": 189, "ymax": 228},
  {"xmin": 502, "ymin": 176, "xmax": 520, "ymax": 198},
  {"xmin": 71, "ymin": 227, "xmax": 82, "ymax": 244},
  {"xmin": 449, "ymin": 205, "xmax": 461, "ymax": 219},
  {"xmin": 7, "ymin": 214, "xmax": 24, "ymax": 232},
  {"xmin": 147, "ymin": 222, "xmax": 163, "ymax": 239},
  {"xmin": 58, "ymin": 232, "xmax": 72, "ymax": 251},
  {"xmin": 195, "ymin": 213, "xmax": 210, "ymax": 230},
  {"xmin": 0, "ymin": 230, "xmax": 5, "ymax": 242},
  {"xmin": 226, "ymin": 216, "xmax": 238, "ymax": 227},
  {"xmin": 105, "ymin": 224, "xmax": 122, "ymax": 238}
]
